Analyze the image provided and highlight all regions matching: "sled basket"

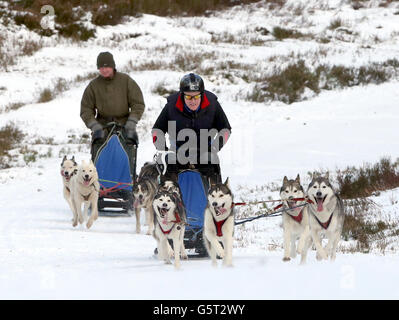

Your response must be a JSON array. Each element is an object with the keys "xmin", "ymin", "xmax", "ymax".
[{"xmin": 94, "ymin": 124, "xmax": 137, "ymax": 217}]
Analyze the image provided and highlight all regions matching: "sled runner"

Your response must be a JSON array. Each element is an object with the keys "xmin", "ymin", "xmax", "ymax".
[{"xmin": 93, "ymin": 122, "xmax": 137, "ymax": 216}]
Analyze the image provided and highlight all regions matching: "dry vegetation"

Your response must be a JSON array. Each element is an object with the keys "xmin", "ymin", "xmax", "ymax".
[
  {"xmin": 0, "ymin": 123, "xmax": 25, "ymax": 169},
  {"xmin": 3, "ymin": 0, "xmax": 262, "ymax": 41}
]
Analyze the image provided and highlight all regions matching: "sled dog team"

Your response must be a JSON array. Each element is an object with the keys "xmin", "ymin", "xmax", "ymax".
[{"xmin": 61, "ymin": 157, "xmax": 345, "ymax": 268}]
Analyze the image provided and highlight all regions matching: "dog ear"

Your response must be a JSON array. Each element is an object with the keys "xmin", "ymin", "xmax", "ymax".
[
  {"xmin": 224, "ymin": 177, "xmax": 230, "ymax": 189},
  {"xmin": 324, "ymin": 171, "xmax": 329, "ymax": 180},
  {"xmin": 295, "ymin": 174, "xmax": 300, "ymax": 183},
  {"xmin": 61, "ymin": 155, "xmax": 67, "ymax": 165},
  {"xmin": 71, "ymin": 156, "xmax": 77, "ymax": 166},
  {"xmin": 283, "ymin": 176, "xmax": 288, "ymax": 184}
]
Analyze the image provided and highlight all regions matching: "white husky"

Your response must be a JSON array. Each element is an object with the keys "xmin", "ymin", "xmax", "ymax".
[
  {"xmin": 60, "ymin": 156, "xmax": 77, "ymax": 214},
  {"xmin": 203, "ymin": 178, "xmax": 235, "ymax": 267},
  {"xmin": 280, "ymin": 175, "xmax": 312, "ymax": 264},
  {"xmin": 152, "ymin": 191, "xmax": 187, "ymax": 269},
  {"xmin": 69, "ymin": 160, "xmax": 100, "ymax": 229},
  {"xmin": 304, "ymin": 173, "xmax": 345, "ymax": 261}
]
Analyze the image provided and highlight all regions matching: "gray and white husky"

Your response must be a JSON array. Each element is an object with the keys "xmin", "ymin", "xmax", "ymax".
[
  {"xmin": 280, "ymin": 175, "xmax": 312, "ymax": 264},
  {"xmin": 152, "ymin": 191, "xmax": 187, "ymax": 269},
  {"xmin": 60, "ymin": 156, "xmax": 77, "ymax": 214},
  {"xmin": 132, "ymin": 162, "xmax": 159, "ymax": 235},
  {"xmin": 304, "ymin": 172, "xmax": 345, "ymax": 261},
  {"xmin": 203, "ymin": 178, "xmax": 235, "ymax": 267}
]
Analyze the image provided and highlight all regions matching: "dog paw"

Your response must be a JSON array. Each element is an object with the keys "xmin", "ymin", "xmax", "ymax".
[
  {"xmin": 181, "ymin": 252, "xmax": 188, "ymax": 260},
  {"xmin": 217, "ymin": 250, "xmax": 225, "ymax": 259},
  {"xmin": 283, "ymin": 257, "xmax": 291, "ymax": 262},
  {"xmin": 86, "ymin": 221, "xmax": 93, "ymax": 229},
  {"xmin": 72, "ymin": 220, "xmax": 78, "ymax": 227}
]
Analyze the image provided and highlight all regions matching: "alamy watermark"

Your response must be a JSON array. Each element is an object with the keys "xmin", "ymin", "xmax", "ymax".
[{"xmin": 40, "ymin": 5, "xmax": 55, "ymax": 30}]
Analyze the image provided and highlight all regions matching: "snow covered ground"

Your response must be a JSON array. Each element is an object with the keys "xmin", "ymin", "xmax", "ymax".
[{"xmin": 1, "ymin": 0, "xmax": 399, "ymax": 300}]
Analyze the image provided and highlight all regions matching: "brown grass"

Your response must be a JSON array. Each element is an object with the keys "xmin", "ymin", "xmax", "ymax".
[
  {"xmin": 0, "ymin": 123, "xmax": 25, "ymax": 169},
  {"xmin": 337, "ymin": 157, "xmax": 399, "ymax": 199},
  {"xmin": 8, "ymin": 0, "xmax": 262, "ymax": 40}
]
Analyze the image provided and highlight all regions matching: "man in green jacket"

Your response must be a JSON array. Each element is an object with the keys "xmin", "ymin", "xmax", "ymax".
[{"xmin": 80, "ymin": 51, "xmax": 145, "ymax": 161}]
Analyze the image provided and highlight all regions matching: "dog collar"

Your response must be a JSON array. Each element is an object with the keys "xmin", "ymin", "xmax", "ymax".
[{"xmin": 158, "ymin": 222, "xmax": 175, "ymax": 235}]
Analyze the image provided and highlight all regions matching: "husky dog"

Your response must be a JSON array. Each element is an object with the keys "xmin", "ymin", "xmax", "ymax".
[
  {"xmin": 69, "ymin": 160, "xmax": 100, "ymax": 229},
  {"xmin": 203, "ymin": 178, "xmax": 235, "ymax": 267},
  {"xmin": 280, "ymin": 175, "xmax": 312, "ymax": 264},
  {"xmin": 132, "ymin": 162, "xmax": 160, "ymax": 234},
  {"xmin": 60, "ymin": 156, "xmax": 77, "ymax": 213},
  {"xmin": 153, "ymin": 191, "xmax": 187, "ymax": 269},
  {"xmin": 304, "ymin": 172, "xmax": 345, "ymax": 261},
  {"xmin": 158, "ymin": 180, "xmax": 181, "ymax": 194}
]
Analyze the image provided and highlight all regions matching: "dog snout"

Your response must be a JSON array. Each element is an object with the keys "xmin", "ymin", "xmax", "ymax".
[
  {"xmin": 288, "ymin": 196, "xmax": 294, "ymax": 200},
  {"xmin": 162, "ymin": 202, "xmax": 168, "ymax": 208},
  {"xmin": 316, "ymin": 191, "xmax": 322, "ymax": 197},
  {"xmin": 85, "ymin": 174, "xmax": 89, "ymax": 179},
  {"xmin": 212, "ymin": 202, "xmax": 218, "ymax": 207},
  {"xmin": 139, "ymin": 194, "xmax": 143, "ymax": 199}
]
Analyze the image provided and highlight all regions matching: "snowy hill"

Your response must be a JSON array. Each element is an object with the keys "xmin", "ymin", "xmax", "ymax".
[{"xmin": 1, "ymin": 0, "xmax": 399, "ymax": 300}]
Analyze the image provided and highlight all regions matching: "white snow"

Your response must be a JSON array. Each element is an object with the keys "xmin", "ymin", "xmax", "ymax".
[{"xmin": 1, "ymin": 0, "xmax": 399, "ymax": 300}]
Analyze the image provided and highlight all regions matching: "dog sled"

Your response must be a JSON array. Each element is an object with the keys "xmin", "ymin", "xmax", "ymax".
[
  {"xmin": 93, "ymin": 122, "xmax": 137, "ymax": 217},
  {"xmin": 177, "ymin": 169, "xmax": 210, "ymax": 256}
]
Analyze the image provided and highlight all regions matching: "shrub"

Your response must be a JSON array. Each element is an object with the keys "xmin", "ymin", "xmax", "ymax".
[
  {"xmin": 9, "ymin": 0, "xmax": 262, "ymax": 40},
  {"xmin": 336, "ymin": 157, "xmax": 399, "ymax": 199},
  {"xmin": 272, "ymin": 26, "xmax": 305, "ymax": 40},
  {"xmin": 249, "ymin": 60, "xmax": 319, "ymax": 104},
  {"xmin": 38, "ymin": 88, "xmax": 53, "ymax": 103},
  {"xmin": 0, "ymin": 123, "xmax": 25, "ymax": 168}
]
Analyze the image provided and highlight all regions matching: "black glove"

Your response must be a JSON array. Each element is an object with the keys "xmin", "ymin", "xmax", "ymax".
[
  {"xmin": 125, "ymin": 119, "xmax": 138, "ymax": 145},
  {"xmin": 90, "ymin": 122, "xmax": 104, "ymax": 141}
]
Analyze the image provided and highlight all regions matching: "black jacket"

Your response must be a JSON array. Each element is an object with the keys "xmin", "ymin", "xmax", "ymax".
[{"xmin": 152, "ymin": 90, "xmax": 231, "ymax": 152}]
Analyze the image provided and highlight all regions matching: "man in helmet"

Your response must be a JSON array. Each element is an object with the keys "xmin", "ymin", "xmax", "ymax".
[
  {"xmin": 80, "ymin": 51, "xmax": 145, "ymax": 161},
  {"xmin": 152, "ymin": 73, "xmax": 231, "ymax": 184}
]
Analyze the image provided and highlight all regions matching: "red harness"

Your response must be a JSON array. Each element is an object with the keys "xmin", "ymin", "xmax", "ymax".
[
  {"xmin": 213, "ymin": 217, "xmax": 228, "ymax": 237},
  {"xmin": 158, "ymin": 211, "xmax": 182, "ymax": 235},
  {"xmin": 288, "ymin": 209, "xmax": 303, "ymax": 223},
  {"xmin": 313, "ymin": 213, "xmax": 334, "ymax": 230}
]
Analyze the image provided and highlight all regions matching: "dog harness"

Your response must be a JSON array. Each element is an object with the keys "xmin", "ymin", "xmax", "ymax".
[
  {"xmin": 80, "ymin": 183, "xmax": 99, "ymax": 202},
  {"xmin": 213, "ymin": 217, "xmax": 228, "ymax": 237},
  {"xmin": 158, "ymin": 211, "xmax": 182, "ymax": 235},
  {"xmin": 287, "ymin": 209, "xmax": 303, "ymax": 223},
  {"xmin": 158, "ymin": 222, "xmax": 175, "ymax": 235},
  {"xmin": 313, "ymin": 212, "xmax": 334, "ymax": 230}
]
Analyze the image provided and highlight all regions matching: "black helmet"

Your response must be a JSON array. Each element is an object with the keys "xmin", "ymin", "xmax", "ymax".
[{"xmin": 179, "ymin": 73, "xmax": 204, "ymax": 93}]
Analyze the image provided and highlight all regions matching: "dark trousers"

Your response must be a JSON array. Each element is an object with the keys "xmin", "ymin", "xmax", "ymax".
[{"xmin": 162, "ymin": 163, "xmax": 221, "ymax": 187}]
